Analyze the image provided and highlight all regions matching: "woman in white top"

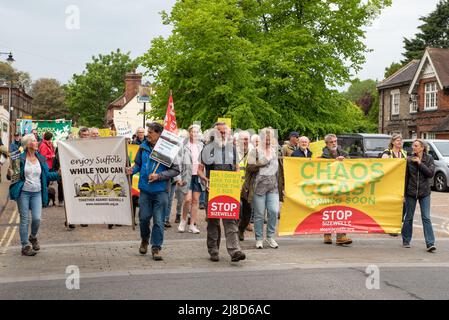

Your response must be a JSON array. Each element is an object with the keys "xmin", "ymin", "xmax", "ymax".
[
  {"xmin": 8, "ymin": 134, "xmax": 60, "ymax": 256},
  {"xmin": 178, "ymin": 125, "xmax": 204, "ymax": 234}
]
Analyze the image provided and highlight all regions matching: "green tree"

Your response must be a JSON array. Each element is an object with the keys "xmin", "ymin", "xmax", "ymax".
[
  {"xmin": 403, "ymin": 0, "xmax": 449, "ymax": 62},
  {"xmin": 342, "ymin": 78, "xmax": 379, "ymax": 131},
  {"xmin": 384, "ymin": 61, "xmax": 404, "ymax": 78},
  {"xmin": 31, "ymin": 78, "xmax": 68, "ymax": 120},
  {"xmin": 65, "ymin": 49, "xmax": 137, "ymax": 127},
  {"xmin": 0, "ymin": 62, "xmax": 32, "ymax": 93},
  {"xmin": 140, "ymin": 0, "xmax": 390, "ymax": 137}
]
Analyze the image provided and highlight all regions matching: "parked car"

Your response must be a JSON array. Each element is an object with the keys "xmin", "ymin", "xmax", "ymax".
[
  {"xmin": 403, "ymin": 139, "xmax": 449, "ymax": 192},
  {"xmin": 337, "ymin": 133, "xmax": 391, "ymax": 158}
]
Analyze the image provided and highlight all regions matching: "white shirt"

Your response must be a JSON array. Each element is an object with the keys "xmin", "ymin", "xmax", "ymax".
[{"xmin": 22, "ymin": 160, "xmax": 42, "ymax": 192}]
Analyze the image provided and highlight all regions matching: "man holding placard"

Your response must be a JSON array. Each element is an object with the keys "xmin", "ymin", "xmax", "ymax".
[
  {"xmin": 127, "ymin": 122, "xmax": 180, "ymax": 261},
  {"xmin": 199, "ymin": 122, "xmax": 246, "ymax": 263}
]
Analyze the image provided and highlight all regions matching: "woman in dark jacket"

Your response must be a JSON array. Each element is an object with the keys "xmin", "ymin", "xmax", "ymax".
[
  {"xmin": 402, "ymin": 139, "xmax": 436, "ymax": 252},
  {"xmin": 8, "ymin": 134, "xmax": 60, "ymax": 256}
]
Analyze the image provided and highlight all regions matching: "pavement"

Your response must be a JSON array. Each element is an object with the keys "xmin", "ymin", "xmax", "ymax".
[{"xmin": 0, "ymin": 186, "xmax": 448, "ymax": 300}]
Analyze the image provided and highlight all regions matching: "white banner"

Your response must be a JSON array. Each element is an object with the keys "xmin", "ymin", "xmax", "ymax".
[
  {"xmin": 150, "ymin": 130, "xmax": 182, "ymax": 167},
  {"xmin": 115, "ymin": 121, "xmax": 133, "ymax": 139},
  {"xmin": 58, "ymin": 137, "xmax": 133, "ymax": 225}
]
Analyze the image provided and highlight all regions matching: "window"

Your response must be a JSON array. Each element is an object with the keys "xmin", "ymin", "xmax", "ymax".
[
  {"xmin": 424, "ymin": 82, "xmax": 438, "ymax": 110},
  {"xmin": 410, "ymin": 94, "xmax": 418, "ymax": 113},
  {"xmin": 391, "ymin": 90, "xmax": 400, "ymax": 115},
  {"xmin": 421, "ymin": 132, "xmax": 436, "ymax": 140}
]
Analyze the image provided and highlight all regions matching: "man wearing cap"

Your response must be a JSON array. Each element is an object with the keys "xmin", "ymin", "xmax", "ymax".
[
  {"xmin": 9, "ymin": 133, "xmax": 22, "ymax": 153},
  {"xmin": 281, "ymin": 132, "xmax": 299, "ymax": 157}
]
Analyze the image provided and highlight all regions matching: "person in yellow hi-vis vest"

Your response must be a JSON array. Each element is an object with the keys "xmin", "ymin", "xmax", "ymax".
[
  {"xmin": 236, "ymin": 131, "xmax": 252, "ymax": 241},
  {"xmin": 381, "ymin": 133, "xmax": 408, "ymax": 236}
]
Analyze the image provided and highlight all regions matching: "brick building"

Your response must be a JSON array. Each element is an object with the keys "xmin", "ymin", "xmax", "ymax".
[
  {"xmin": 0, "ymin": 82, "xmax": 33, "ymax": 142},
  {"xmin": 378, "ymin": 47, "xmax": 449, "ymax": 139}
]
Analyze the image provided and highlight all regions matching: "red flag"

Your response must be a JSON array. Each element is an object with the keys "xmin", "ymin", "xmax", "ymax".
[{"xmin": 163, "ymin": 92, "xmax": 178, "ymax": 134}]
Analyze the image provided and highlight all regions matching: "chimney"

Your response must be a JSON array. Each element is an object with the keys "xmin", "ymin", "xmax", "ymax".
[{"xmin": 124, "ymin": 71, "xmax": 142, "ymax": 103}]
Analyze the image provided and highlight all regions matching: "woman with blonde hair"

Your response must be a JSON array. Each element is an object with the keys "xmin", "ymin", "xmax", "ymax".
[
  {"xmin": 382, "ymin": 134, "xmax": 407, "ymax": 159},
  {"xmin": 8, "ymin": 134, "xmax": 60, "ymax": 256},
  {"xmin": 245, "ymin": 128, "xmax": 284, "ymax": 249}
]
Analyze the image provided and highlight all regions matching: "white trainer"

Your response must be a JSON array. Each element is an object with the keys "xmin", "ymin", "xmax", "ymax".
[
  {"xmin": 265, "ymin": 238, "xmax": 279, "ymax": 249},
  {"xmin": 256, "ymin": 240, "xmax": 264, "ymax": 249},
  {"xmin": 178, "ymin": 219, "xmax": 187, "ymax": 233},
  {"xmin": 188, "ymin": 224, "xmax": 200, "ymax": 234}
]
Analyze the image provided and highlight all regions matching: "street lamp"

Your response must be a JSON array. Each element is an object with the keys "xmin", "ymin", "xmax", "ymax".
[{"xmin": 1, "ymin": 51, "xmax": 14, "ymax": 64}]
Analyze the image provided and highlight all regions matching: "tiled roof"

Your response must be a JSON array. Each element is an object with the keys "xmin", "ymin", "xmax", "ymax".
[{"xmin": 377, "ymin": 60, "xmax": 420, "ymax": 89}]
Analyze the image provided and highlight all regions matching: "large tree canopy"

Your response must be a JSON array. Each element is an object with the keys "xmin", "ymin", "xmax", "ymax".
[
  {"xmin": 31, "ymin": 78, "xmax": 68, "ymax": 120},
  {"xmin": 65, "ymin": 49, "xmax": 137, "ymax": 127},
  {"xmin": 140, "ymin": 0, "xmax": 390, "ymax": 137},
  {"xmin": 0, "ymin": 62, "xmax": 32, "ymax": 93},
  {"xmin": 403, "ymin": 0, "xmax": 449, "ymax": 62}
]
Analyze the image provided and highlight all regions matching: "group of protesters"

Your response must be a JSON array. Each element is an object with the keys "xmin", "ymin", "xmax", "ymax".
[{"xmin": 7, "ymin": 121, "xmax": 437, "ymax": 259}]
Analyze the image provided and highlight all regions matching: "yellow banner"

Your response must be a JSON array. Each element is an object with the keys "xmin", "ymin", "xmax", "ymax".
[
  {"xmin": 207, "ymin": 171, "xmax": 241, "ymax": 219},
  {"xmin": 279, "ymin": 158, "xmax": 406, "ymax": 235},
  {"xmin": 309, "ymin": 140, "xmax": 325, "ymax": 158},
  {"xmin": 99, "ymin": 129, "xmax": 112, "ymax": 137},
  {"xmin": 217, "ymin": 118, "xmax": 232, "ymax": 128},
  {"xmin": 127, "ymin": 144, "xmax": 140, "ymax": 196}
]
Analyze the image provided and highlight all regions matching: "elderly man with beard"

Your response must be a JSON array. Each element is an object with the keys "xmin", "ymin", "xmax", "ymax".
[
  {"xmin": 198, "ymin": 122, "xmax": 246, "ymax": 262},
  {"xmin": 321, "ymin": 134, "xmax": 352, "ymax": 246}
]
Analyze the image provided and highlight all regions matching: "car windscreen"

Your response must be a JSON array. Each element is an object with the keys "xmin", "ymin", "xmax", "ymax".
[
  {"xmin": 433, "ymin": 141, "xmax": 449, "ymax": 157},
  {"xmin": 337, "ymin": 138, "xmax": 364, "ymax": 157},
  {"xmin": 364, "ymin": 138, "xmax": 390, "ymax": 152}
]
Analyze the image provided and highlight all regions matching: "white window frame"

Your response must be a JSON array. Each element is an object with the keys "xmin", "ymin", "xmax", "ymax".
[
  {"xmin": 424, "ymin": 82, "xmax": 438, "ymax": 110},
  {"xmin": 391, "ymin": 90, "xmax": 400, "ymax": 115},
  {"xmin": 421, "ymin": 132, "xmax": 436, "ymax": 140},
  {"xmin": 410, "ymin": 94, "xmax": 418, "ymax": 113}
]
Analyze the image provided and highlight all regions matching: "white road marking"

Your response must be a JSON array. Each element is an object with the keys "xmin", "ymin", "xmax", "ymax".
[{"xmin": 0, "ymin": 209, "xmax": 18, "ymax": 248}]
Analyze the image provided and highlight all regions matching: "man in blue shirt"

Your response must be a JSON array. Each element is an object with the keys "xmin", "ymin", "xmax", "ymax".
[{"xmin": 128, "ymin": 122, "xmax": 180, "ymax": 261}]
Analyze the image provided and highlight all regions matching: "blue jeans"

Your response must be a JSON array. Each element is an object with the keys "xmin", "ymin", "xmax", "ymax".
[
  {"xmin": 18, "ymin": 191, "xmax": 42, "ymax": 248},
  {"xmin": 402, "ymin": 195, "xmax": 435, "ymax": 247},
  {"xmin": 252, "ymin": 193, "xmax": 279, "ymax": 241},
  {"xmin": 139, "ymin": 191, "xmax": 168, "ymax": 250},
  {"xmin": 164, "ymin": 182, "xmax": 176, "ymax": 223}
]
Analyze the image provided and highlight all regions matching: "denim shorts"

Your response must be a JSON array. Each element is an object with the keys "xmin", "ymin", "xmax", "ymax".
[{"xmin": 189, "ymin": 175, "xmax": 203, "ymax": 193}]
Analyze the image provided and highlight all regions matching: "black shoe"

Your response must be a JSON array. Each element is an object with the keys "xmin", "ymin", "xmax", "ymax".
[
  {"xmin": 64, "ymin": 221, "xmax": 76, "ymax": 229},
  {"xmin": 115, "ymin": 224, "xmax": 122, "ymax": 227},
  {"xmin": 210, "ymin": 253, "xmax": 219, "ymax": 262},
  {"xmin": 231, "ymin": 251, "xmax": 246, "ymax": 262},
  {"xmin": 238, "ymin": 230, "xmax": 244, "ymax": 241},
  {"xmin": 81, "ymin": 224, "xmax": 88, "ymax": 227},
  {"xmin": 175, "ymin": 216, "xmax": 180, "ymax": 224},
  {"xmin": 21, "ymin": 245, "xmax": 37, "ymax": 256},
  {"xmin": 199, "ymin": 203, "xmax": 205, "ymax": 210},
  {"xmin": 427, "ymin": 245, "xmax": 436, "ymax": 252},
  {"xmin": 29, "ymin": 235, "xmax": 40, "ymax": 251},
  {"xmin": 108, "ymin": 224, "xmax": 113, "ymax": 229},
  {"xmin": 164, "ymin": 221, "xmax": 172, "ymax": 228}
]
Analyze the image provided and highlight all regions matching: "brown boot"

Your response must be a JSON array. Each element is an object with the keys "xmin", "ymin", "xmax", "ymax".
[
  {"xmin": 29, "ymin": 235, "xmax": 40, "ymax": 251},
  {"xmin": 139, "ymin": 239, "xmax": 149, "ymax": 254},
  {"xmin": 336, "ymin": 234, "xmax": 352, "ymax": 245},
  {"xmin": 21, "ymin": 245, "xmax": 37, "ymax": 256},
  {"xmin": 152, "ymin": 248, "xmax": 163, "ymax": 261},
  {"xmin": 323, "ymin": 234, "xmax": 332, "ymax": 244}
]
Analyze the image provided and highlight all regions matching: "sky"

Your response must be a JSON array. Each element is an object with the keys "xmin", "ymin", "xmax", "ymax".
[{"xmin": 0, "ymin": 0, "xmax": 442, "ymax": 89}]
